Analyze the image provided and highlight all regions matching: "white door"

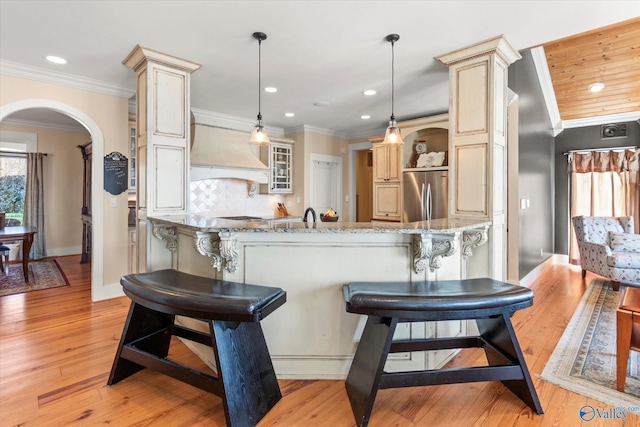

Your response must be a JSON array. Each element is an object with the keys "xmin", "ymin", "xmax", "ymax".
[{"xmin": 310, "ymin": 154, "xmax": 342, "ymax": 218}]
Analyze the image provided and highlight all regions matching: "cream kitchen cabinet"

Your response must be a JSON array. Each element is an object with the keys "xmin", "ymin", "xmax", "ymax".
[
  {"xmin": 373, "ymin": 182, "xmax": 401, "ymax": 221},
  {"xmin": 372, "ymin": 141, "xmax": 402, "ymax": 221},
  {"xmin": 260, "ymin": 137, "xmax": 294, "ymax": 194},
  {"xmin": 437, "ymin": 36, "xmax": 521, "ymax": 281},
  {"xmin": 373, "ymin": 143, "xmax": 401, "ymax": 182}
]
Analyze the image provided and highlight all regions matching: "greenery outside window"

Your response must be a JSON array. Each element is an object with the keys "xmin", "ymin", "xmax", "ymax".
[
  {"xmin": 0, "ymin": 130, "xmax": 36, "ymax": 226},
  {"xmin": 0, "ymin": 154, "xmax": 26, "ymax": 225}
]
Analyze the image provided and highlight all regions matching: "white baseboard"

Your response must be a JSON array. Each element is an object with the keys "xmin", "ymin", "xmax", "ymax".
[
  {"xmin": 91, "ymin": 282, "xmax": 124, "ymax": 302},
  {"xmin": 519, "ymin": 254, "xmax": 569, "ymax": 288},
  {"xmin": 46, "ymin": 246, "xmax": 82, "ymax": 257},
  {"xmin": 6, "ymin": 244, "xmax": 81, "ymax": 261}
]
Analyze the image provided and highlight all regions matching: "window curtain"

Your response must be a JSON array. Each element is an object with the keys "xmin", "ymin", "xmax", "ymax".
[
  {"xmin": 568, "ymin": 148, "xmax": 640, "ymax": 264},
  {"xmin": 24, "ymin": 153, "xmax": 46, "ymax": 260}
]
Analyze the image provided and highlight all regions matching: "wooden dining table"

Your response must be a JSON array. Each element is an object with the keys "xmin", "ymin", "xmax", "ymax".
[{"xmin": 0, "ymin": 226, "xmax": 37, "ymax": 282}]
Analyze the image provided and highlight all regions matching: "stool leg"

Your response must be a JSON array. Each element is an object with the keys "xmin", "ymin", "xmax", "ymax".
[
  {"xmin": 212, "ymin": 320, "xmax": 282, "ymax": 427},
  {"xmin": 616, "ymin": 309, "xmax": 632, "ymax": 392},
  {"xmin": 476, "ymin": 314, "xmax": 543, "ymax": 414},
  {"xmin": 345, "ymin": 316, "xmax": 398, "ymax": 427},
  {"xmin": 108, "ymin": 302, "xmax": 175, "ymax": 385}
]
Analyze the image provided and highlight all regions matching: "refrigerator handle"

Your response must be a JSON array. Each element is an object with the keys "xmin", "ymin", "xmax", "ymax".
[
  {"xmin": 421, "ymin": 183, "xmax": 425, "ymax": 221},
  {"xmin": 426, "ymin": 183, "xmax": 432, "ymax": 222}
]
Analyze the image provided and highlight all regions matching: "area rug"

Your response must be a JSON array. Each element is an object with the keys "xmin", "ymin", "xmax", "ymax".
[
  {"xmin": 0, "ymin": 260, "xmax": 70, "ymax": 296},
  {"xmin": 540, "ymin": 279, "xmax": 640, "ymax": 408}
]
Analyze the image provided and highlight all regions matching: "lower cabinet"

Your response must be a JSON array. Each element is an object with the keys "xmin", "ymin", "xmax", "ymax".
[{"xmin": 373, "ymin": 182, "xmax": 401, "ymax": 221}]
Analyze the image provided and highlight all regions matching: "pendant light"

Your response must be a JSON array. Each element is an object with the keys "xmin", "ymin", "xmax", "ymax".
[
  {"xmin": 249, "ymin": 31, "xmax": 271, "ymax": 145},
  {"xmin": 382, "ymin": 34, "xmax": 404, "ymax": 145}
]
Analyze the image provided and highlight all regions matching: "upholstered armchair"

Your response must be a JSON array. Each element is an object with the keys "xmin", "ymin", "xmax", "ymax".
[{"xmin": 572, "ymin": 216, "xmax": 640, "ymax": 291}]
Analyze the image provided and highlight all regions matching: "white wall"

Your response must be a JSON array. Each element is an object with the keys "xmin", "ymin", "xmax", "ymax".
[{"xmin": 1, "ymin": 73, "xmax": 130, "ymax": 300}]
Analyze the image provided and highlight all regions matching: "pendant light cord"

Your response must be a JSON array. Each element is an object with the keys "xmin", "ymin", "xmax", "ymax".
[
  {"xmin": 391, "ymin": 38, "xmax": 395, "ymax": 121},
  {"xmin": 257, "ymin": 37, "xmax": 262, "ymax": 122}
]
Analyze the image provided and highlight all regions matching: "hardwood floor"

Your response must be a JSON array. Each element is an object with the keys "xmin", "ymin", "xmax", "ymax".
[{"xmin": 1, "ymin": 255, "xmax": 638, "ymax": 426}]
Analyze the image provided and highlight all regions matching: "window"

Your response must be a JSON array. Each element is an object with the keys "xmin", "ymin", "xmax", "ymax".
[
  {"xmin": 0, "ymin": 131, "xmax": 37, "ymax": 226},
  {"xmin": 0, "ymin": 155, "xmax": 26, "ymax": 224}
]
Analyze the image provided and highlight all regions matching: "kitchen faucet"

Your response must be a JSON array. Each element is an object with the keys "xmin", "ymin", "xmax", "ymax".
[{"xmin": 303, "ymin": 207, "xmax": 316, "ymax": 223}]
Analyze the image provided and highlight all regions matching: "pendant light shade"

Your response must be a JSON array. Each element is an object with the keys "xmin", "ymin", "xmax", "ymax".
[
  {"xmin": 382, "ymin": 34, "xmax": 404, "ymax": 145},
  {"xmin": 249, "ymin": 32, "xmax": 271, "ymax": 145}
]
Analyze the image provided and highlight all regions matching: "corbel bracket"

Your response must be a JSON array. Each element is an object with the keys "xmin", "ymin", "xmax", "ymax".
[
  {"xmin": 462, "ymin": 225, "xmax": 489, "ymax": 257},
  {"xmin": 412, "ymin": 232, "xmax": 459, "ymax": 273},
  {"xmin": 151, "ymin": 223, "xmax": 177, "ymax": 253},
  {"xmin": 195, "ymin": 231, "xmax": 238, "ymax": 273}
]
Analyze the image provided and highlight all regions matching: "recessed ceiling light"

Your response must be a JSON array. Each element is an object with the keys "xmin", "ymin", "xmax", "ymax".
[
  {"xmin": 285, "ymin": 112, "xmax": 295, "ymax": 117},
  {"xmin": 363, "ymin": 90, "xmax": 377, "ymax": 96},
  {"xmin": 46, "ymin": 55, "xmax": 67, "ymax": 64},
  {"xmin": 264, "ymin": 87, "xmax": 277, "ymax": 93},
  {"xmin": 361, "ymin": 115, "xmax": 371, "ymax": 120},
  {"xmin": 588, "ymin": 82, "xmax": 605, "ymax": 92},
  {"xmin": 314, "ymin": 101, "xmax": 330, "ymax": 107}
]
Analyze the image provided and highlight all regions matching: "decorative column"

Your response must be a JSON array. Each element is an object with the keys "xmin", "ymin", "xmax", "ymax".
[
  {"xmin": 436, "ymin": 36, "xmax": 521, "ymax": 281},
  {"xmin": 123, "ymin": 46, "xmax": 201, "ymax": 272}
]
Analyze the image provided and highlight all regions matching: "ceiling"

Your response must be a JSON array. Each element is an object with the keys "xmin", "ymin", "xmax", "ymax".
[
  {"xmin": 541, "ymin": 16, "xmax": 640, "ymax": 122},
  {"xmin": 1, "ymin": 1, "xmax": 639, "ymax": 137}
]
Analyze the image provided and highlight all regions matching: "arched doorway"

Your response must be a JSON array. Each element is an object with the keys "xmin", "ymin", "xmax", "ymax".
[{"xmin": 0, "ymin": 99, "xmax": 105, "ymax": 298}]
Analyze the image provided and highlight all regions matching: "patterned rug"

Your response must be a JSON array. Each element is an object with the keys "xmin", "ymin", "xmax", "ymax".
[
  {"xmin": 540, "ymin": 279, "xmax": 640, "ymax": 408},
  {"xmin": 0, "ymin": 260, "xmax": 70, "ymax": 296}
]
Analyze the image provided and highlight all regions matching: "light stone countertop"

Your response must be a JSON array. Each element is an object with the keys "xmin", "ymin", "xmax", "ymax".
[{"xmin": 148, "ymin": 214, "xmax": 492, "ymax": 234}]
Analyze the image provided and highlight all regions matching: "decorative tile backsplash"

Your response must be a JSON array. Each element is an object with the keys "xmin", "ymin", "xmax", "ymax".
[{"xmin": 190, "ymin": 178, "xmax": 282, "ymax": 217}]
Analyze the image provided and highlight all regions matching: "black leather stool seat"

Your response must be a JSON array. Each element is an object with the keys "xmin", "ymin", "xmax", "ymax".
[
  {"xmin": 109, "ymin": 269, "xmax": 286, "ymax": 427},
  {"xmin": 343, "ymin": 278, "xmax": 543, "ymax": 427},
  {"xmin": 344, "ymin": 278, "xmax": 534, "ymax": 319},
  {"xmin": 120, "ymin": 269, "xmax": 286, "ymax": 321}
]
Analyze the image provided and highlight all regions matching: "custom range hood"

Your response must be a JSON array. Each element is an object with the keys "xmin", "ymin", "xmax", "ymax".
[{"xmin": 190, "ymin": 123, "xmax": 269, "ymax": 184}]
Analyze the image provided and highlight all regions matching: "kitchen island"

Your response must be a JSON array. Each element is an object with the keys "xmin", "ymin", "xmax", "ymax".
[{"xmin": 146, "ymin": 214, "xmax": 491, "ymax": 379}]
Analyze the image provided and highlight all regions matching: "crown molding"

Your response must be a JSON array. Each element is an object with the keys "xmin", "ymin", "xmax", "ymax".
[
  {"xmin": 122, "ymin": 45, "xmax": 201, "ymax": 73},
  {"xmin": 436, "ymin": 35, "xmax": 522, "ymax": 66},
  {"xmin": 2, "ymin": 117, "xmax": 88, "ymax": 133},
  {"xmin": 190, "ymin": 108, "xmax": 284, "ymax": 136},
  {"xmin": 284, "ymin": 124, "xmax": 349, "ymax": 139},
  {"xmin": 530, "ymin": 47, "xmax": 563, "ymax": 136},
  {"xmin": 0, "ymin": 60, "xmax": 134, "ymax": 99},
  {"xmin": 562, "ymin": 111, "xmax": 640, "ymax": 130}
]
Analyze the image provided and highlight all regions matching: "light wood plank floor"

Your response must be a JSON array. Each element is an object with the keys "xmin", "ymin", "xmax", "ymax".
[{"xmin": 1, "ymin": 255, "xmax": 638, "ymax": 426}]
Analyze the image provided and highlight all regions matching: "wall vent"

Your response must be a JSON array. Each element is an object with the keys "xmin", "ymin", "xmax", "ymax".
[{"xmin": 601, "ymin": 123, "xmax": 627, "ymax": 139}]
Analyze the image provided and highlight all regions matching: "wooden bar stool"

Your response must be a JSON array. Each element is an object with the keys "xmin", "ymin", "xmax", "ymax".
[
  {"xmin": 343, "ymin": 278, "xmax": 543, "ymax": 427},
  {"xmin": 617, "ymin": 286, "xmax": 640, "ymax": 392},
  {"xmin": 108, "ymin": 269, "xmax": 286, "ymax": 427}
]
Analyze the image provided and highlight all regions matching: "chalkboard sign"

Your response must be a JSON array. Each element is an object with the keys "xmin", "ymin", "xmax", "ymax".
[{"xmin": 104, "ymin": 152, "xmax": 128, "ymax": 195}]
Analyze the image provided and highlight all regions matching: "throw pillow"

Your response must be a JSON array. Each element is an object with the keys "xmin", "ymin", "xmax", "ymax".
[{"xmin": 609, "ymin": 231, "xmax": 640, "ymax": 253}]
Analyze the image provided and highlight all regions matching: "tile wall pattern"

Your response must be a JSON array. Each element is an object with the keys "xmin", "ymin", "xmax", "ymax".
[{"xmin": 190, "ymin": 178, "xmax": 281, "ymax": 217}]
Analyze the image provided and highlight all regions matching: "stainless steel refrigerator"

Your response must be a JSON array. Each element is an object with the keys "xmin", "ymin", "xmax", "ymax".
[{"xmin": 403, "ymin": 170, "xmax": 448, "ymax": 222}]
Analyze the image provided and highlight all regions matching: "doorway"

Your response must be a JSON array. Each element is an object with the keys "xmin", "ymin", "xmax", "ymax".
[
  {"xmin": 309, "ymin": 154, "xmax": 342, "ymax": 218},
  {"xmin": 0, "ymin": 99, "xmax": 105, "ymax": 299},
  {"xmin": 348, "ymin": 141, "xmax": 374, "ymax": 222}
]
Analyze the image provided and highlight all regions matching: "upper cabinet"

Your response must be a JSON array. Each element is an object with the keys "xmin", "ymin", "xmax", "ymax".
[
  {"xmin": 399, "ymin": 113, "xmax": 449, "ymax": 171},
  {"xmin": 373, "ymin": 143, "xmax": 401, "ymax": 182},
  {"xmin": 260, "ymin": 136, "xmax": 294, "ymax": 194}
]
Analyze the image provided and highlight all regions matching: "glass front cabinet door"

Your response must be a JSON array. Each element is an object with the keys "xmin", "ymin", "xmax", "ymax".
[
  {"xmin": 261, "ymin": 138, "xmax": 293, "ymax": 194},
  {"xmin": 128, "ymin": 122, "xmax": 136, "ymax": 191}
]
